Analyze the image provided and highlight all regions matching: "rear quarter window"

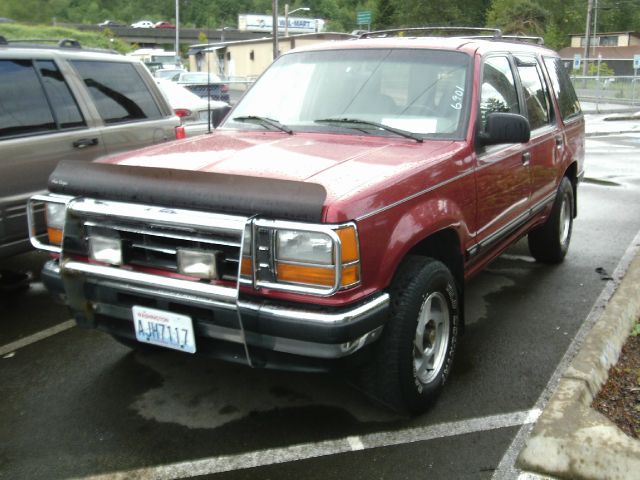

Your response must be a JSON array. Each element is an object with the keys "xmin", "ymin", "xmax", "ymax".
[
  {"xmin": 516, "ymin": 57, "xmax": 554, "ymax": 130},
  {"xmin": 543, "ymin": 56, "xmax": 582, "ymax": 121},
  {"xmin": 71, "ymin": 60, "xmax": 162, "ymax": 124}
]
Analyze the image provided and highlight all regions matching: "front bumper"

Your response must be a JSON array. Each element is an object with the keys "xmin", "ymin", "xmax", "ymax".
[{"xmin": 44, "ymin": 259, "xmax": 389, "ymax": 370}]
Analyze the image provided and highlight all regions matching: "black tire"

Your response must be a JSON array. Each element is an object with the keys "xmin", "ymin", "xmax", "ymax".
[
  {"xmin": 528, "ymin": 177, "xmax": 574, "ymax": 264},
  {"xmin": 362, "ymin": 256, "xmax": 460, "ymax": 414}
]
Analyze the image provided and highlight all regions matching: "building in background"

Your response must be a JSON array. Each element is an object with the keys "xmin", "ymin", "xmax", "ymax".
[
  {"xmin": 188, "ymin": 32, "xmax": 354, "ymax": 81},
  {"xmin": 238, "ymin": 14, "xmax": 325, "ymax": 34},
  {"xmin": 558, "ymin": 31, "xmax": 640, "ymax": 75}
]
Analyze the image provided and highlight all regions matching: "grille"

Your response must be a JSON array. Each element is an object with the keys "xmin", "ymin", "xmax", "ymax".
[{"xmin": 84, "ymin": 220, "xmax": 242, "ymax": 281}]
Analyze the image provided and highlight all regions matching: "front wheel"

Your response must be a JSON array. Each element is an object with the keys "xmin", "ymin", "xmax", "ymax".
[
  {"xmin": 362, "ymin": 256, "xmax": 460, "ymax": 414},
  {"xmin": 528, "ymin": 177, "xmax": 574, "ymax": 264}
]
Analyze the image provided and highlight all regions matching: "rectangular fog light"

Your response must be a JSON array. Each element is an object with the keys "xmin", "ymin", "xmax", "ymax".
[
  {"xmin": 89, "ymin": 235, "xmax": 122, "ymax": 265},
  {"xmin": 177, "ymin": 249, "xmax": 218, "ymax": 279}
]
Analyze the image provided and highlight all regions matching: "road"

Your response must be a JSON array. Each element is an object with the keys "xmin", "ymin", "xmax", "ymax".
[{"xmin": 1, "ymin": 122, "xmax": 639, "ymax": 479}]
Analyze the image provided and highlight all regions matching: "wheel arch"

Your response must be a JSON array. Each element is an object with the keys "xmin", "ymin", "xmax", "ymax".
[
  {"xmin": 564, "ymin": 161, "xmax": 578, "ymax": 218},
  {"xmin": 399, "ymin": 227, "xmax": 466, "ymax": 331},
  {"xmin": 406, "ymin": 228, "xmax": 464, "ymax": 293}
]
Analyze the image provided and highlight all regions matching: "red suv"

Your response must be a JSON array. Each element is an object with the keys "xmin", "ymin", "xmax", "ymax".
[{"xmin": 30, "ymin": 28, "xmax": 584, "ymax": 413}]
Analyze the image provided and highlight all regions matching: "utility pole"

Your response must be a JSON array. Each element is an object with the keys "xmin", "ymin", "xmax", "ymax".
[
  {"xmin": 583, "ymin": 0, "xmax": 593, "ymax": 75},
  {"xmin": 272, "ymin": 0, "xmax": 279, "ymax": 59},
  {"xmin": 175, "ymin": 0, "xmax": 180, "ymax": 65}
]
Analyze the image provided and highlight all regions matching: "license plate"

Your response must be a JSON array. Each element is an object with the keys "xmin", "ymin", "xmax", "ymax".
[
  {"xmin": 198, "ymin": 111, "xmax": 210, "ymax": 121},
  {"xmin": 132, "ymin": 306, "xmax": 196, "ymax": 353}
]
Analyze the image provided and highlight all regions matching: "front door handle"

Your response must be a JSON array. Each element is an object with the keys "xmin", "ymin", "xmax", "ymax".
[
  {"xmin": 73, "ymin": 138, "xmax": 99, "ymax": 149},
  {"xmin": 522, "ymin": 152, "xmax": 531, "ymax": 165}
]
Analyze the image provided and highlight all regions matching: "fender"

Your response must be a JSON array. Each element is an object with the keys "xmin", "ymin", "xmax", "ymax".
[{"xmin": 357, "ymin": 194, "xmax": 473, "ymax": 292}]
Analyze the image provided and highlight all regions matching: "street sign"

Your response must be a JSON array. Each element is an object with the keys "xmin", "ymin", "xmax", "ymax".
[
  {"xmin": 573, "ymin": 54, "xmax": 581, "ymax": 70},
  {"xmin": 356, "ymin": 11, "xmax": 372, "ymax": 25},
  {"xmin": 634, "ymin": 54, "xmax": 640, "ymax": 70}
]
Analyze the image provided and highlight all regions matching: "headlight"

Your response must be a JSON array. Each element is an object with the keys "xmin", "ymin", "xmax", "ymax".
[
  {"xmin": 177, "ymin": 249, "xmax": 218, "ymax": 279},
  {"xmin": 243, "ymin": 222, "xmax": 361, "ymax": 293},
  {"xmin": 89, "ymin": 235, "xmax": 122, "ymax": 265},
  {"xmin": 277, "ymin": 230, "xmax": 333, "ymax": 264},
  {"xmin": 45, "ymin": 202, "xmax": 67, "ymax": 246},
  {"xmin": 27, "ymin": 194, "xmax": 72, "ymax": 252}
]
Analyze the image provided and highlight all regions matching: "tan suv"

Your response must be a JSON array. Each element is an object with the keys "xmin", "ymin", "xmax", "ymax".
[{"xmin": 0, "ymin": 37, "xmax": 181, "ymax": 258}]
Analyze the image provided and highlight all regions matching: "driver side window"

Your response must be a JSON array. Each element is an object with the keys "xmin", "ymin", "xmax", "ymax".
[{"xmin": 479, "ymin": 56, "xmax": 520, "ymax": 133}]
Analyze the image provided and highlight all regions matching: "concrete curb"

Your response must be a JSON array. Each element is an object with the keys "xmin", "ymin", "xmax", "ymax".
[{"xmin": 516, "ymin": 246, "xmax": 640, "ymax": 479}]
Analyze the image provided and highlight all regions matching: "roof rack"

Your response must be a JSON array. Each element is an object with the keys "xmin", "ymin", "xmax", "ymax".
[
  {"xmin": 359, "ymin": 27, "xmax": 544, "ymax": 45},
  {"xmin": 464, "ymin": 34, "xmax": 544, "ymax": 45},
  {"xmin": 0, "ymin": 38, "xmax": 83, "ymax": 48},
  {"xmin": 359, "ymin": 27, "xmax": 503, "ymax": 39},
  {"xmin": 0, "ymin": 37, "xmax": 120, "ymax": 54}
]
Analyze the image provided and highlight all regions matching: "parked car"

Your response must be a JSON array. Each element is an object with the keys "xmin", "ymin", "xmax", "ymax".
[
  {"xmin": 131, "ymin": 20, "xmax": 154, "ymax": 28},
  {"xmin": 154, "ymin": 21, "xmax": 175, "ymax": 29},
  {"xmin": 29, "ymin": 28, "xmax": 584, "ymax": 414},
  {"xmin": 0, "ymin": 36, "xmax": 181, "ymax": 258},
  {"xmin": 175, "ymin": 72, "xmax": 230, "ymax": 102},
  {"xmin": 155, "ymin": 78, "xmax": 231, "ymax": 134},
  {"xmin": 97, "ymin": 20, "xmax": 123, "ymax": 27},
  {"xmin": 154, "ymin": 67, "xmax": 186, "ymax": 80}
]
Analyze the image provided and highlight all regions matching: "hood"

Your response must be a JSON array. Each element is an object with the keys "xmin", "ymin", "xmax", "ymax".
[
  {"xmin": 101, "ymin": 130, "xmax": 465, "ymax": 221},
  {"xmin": 104, "ymin": 131, "xmax": 457, "ymax": 193}
]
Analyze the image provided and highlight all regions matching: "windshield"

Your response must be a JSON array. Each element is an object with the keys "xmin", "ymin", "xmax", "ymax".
[{"xmin": 224, "ymin": 48, "xmax": 471, "ymax": 138}]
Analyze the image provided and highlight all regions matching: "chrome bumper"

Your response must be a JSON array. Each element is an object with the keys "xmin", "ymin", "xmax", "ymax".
[{"xmin": 55, "ymin": 259, "xmax": 389, "ymax": 362}]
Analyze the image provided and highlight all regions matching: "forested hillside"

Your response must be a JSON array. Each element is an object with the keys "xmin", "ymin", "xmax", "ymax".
[{"xmin": 1, "ymin": 0, "xmax": 640, "ymax": 50}]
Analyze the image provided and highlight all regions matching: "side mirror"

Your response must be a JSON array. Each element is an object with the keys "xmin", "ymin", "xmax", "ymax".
[{"xmin": 478, "ymin": 112, "xmax": 530, "ymax": 147}]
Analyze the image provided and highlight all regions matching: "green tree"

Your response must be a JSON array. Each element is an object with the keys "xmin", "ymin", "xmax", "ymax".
[
  {"xmin": 588, "ymin": 61, "xmax": 614, "ymax": 76},
  {"xmin": 374, "ymin": 0, "xmax": 395, "ymax": 29},
  {"xmin": 486, "ymin": 0, "xmax": 549, "ymax": 36}
]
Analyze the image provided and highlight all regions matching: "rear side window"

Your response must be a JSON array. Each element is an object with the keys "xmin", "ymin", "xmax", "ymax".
[
  {"xmin": 543, "ymin": 56, "xmax": 582, "ymax": 121},
  {"xmin": 0, "ymin": 60, "xmax": 56, "ymax": 138},
  {"xmin": 71, "ymin": 61, "xmax": 162, "ymax": 124},
  {"xmin": 516, "ymin": 57, "xmax": 553, "ymax": 130}
]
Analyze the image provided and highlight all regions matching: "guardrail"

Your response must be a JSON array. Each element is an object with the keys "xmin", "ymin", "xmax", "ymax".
[
  {"xmin": 572, "ymin": 75, "xmax": 640, "ymax": 113},
  {"xmin": 225, "ymin": 78, "xmax": 257, "ymax": 92}
]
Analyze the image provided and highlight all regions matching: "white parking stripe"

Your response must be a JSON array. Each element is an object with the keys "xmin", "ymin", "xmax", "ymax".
[
  {"xmin": 78, "ymin": 409, "xmax": 540, "ymax": 480},
  {"xmin": 0, "ymin": 320, "xmax": 75, "ymax": 357},
  {"xmin": 347, "ymin": 436, "xmax": 365, "ymax": 451}
]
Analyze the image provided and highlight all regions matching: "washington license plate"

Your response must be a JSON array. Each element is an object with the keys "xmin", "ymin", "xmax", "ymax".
[{"xmin": 132, "ymin": 306, "xmax": 196, "ymax": 353}]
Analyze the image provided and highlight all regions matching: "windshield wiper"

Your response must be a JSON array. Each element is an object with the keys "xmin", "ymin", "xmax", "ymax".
[
  {"xmin": 232, "ymin": 115, "xmax": 293, "ymax": 134},
  {"xmin": 314, "ymin": 117, "xmax": 423, "ymax": 143}
]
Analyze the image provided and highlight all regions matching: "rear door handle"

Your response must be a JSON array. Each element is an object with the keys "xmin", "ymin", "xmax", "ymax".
[
  {"xmin": 522, "ymin": 152, "xmax": 531, "ymax": 165},
  {"xmin": 73, "ymin": 138, "xmax": 99, "ymax": 149},
  {"xmin": 555, "ymin": 135, "xmax": 564, "ymax": 147}
]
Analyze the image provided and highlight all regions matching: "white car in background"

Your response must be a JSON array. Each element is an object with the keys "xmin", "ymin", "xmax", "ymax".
[
  {"xmin": 131, "ymin": 20, "xmax": 154, "ymax": 28},
  {"xmin": 154, "ymin": 68, "xmax": 187, "ymax": 81},
  {"xmin": 155, "ymin": 78, "xmax": 231, "ymax": 136}
]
